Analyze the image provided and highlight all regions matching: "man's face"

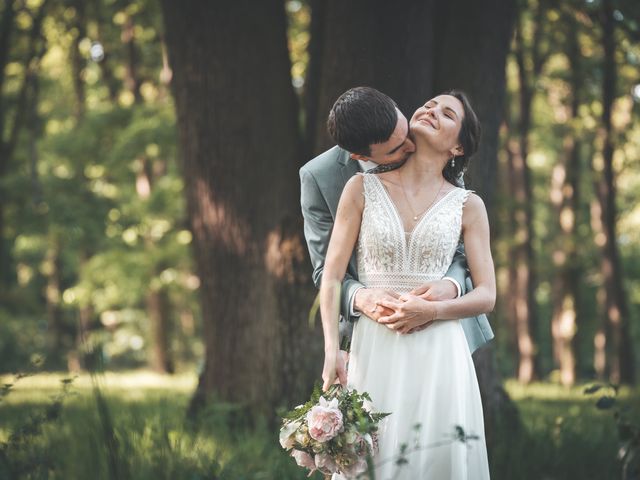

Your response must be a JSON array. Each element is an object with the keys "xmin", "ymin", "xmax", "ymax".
[{"xmin": 351, "ymin": 108, "xmax": 416, "ymax": 165}]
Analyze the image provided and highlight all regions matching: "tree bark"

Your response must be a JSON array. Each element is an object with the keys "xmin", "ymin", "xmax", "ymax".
[
  {"xmin": 69, "ymin": 0, "xmax": 87, "ymax": 119},
  {"xmin": 0, "ymin": 0, "xmax": 48, "ymax": 288},
  {"xmin": 306, "ymin": 0, "xmax": 437, "ymax": 155},
  {"xmin": 596, "ymin": 0, "xmax": 634, "ymax": 384},
  {"xmin": 549, "ymin": 13, "xmax": 582, "ymax": 386},
  {"xmin": 93, "ymin": 0, "xmax": 120, "ymax": 102},
  {"xmin": 502, "ymin": 4, "xmax": 547, "ymax": 383},
  {"xmin": 147, "ymin": 286, "xmax": 174, "ymax": 374},
  {"xmin": 45, "ymin": 236, "xmax": 64, "ymax": 362},
  {"xmin": 161, "ymin": 0, "xmax": 316, "ymax": 414},
  {"xmin": 121, "ymin": 1, "xmax": 143, "ymax": 104}
]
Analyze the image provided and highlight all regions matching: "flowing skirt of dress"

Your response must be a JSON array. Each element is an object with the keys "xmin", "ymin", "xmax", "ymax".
[{"xmin": 334, "ymin": 314, "xmax": 490, "ymax": 480}]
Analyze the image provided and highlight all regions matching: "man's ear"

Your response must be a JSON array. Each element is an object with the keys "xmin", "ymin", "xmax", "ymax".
[{"xmin": 350, "ymin": 153, "xmax": 368, "ymax": 162}]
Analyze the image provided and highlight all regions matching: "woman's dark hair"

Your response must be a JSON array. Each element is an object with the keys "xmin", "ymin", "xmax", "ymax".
[
  {"xmin": 327, "ymin": 86, "xmax": 398, "ymax": 156},
  {"xmin": 441, "ymin": 90, "xmax": 481, "ymax": 186}
]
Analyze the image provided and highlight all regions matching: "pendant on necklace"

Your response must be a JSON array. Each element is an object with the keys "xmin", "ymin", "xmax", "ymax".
[{"xmin": 413, "ymin": 216, "xmax": 418, "ymax": 221}]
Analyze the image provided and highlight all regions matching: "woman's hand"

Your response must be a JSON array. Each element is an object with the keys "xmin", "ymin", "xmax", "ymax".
[
  {"xmin": 376, "ymin": 294, "xmax": 438, "ymax": 334},
  {"xmin": 322, "ymin": 350, "xmax": 348, "ymax": 391}
]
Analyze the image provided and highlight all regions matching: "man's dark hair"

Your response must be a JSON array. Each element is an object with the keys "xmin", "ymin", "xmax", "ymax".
[
  {"xmin": 441, "ymin": 89, "xmax": 481, "ymax": 186},
  {"xmin": 327, "ymin": 87, "xmax": 398, "ymax": 156}
]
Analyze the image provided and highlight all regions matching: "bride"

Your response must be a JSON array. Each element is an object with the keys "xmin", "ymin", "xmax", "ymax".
[{"xmin": 319, "ymin": 91, "xmax": 494, "ymax": 479}]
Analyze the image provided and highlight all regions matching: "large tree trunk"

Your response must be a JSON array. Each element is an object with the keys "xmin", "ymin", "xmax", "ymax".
[
  {"xmin": 162, "ymin": 0, "xmax": 316, "ymax": 415},
  {"xmin": 595, "ymin": 0, "xmax": 634, "ymax": 385},
  {"xmin": 307, "ymin": 0, "xmax": 519, "ymax": 447},
  {"xmin": 306, "ymin": 0, "xmax": 437, "ymax": 155}
]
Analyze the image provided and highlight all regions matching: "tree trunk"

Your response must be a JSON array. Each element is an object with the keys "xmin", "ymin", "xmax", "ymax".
[
  {"xmin": 433, "ymin": 0, "xmax": 521, "ymax": 444},
  {"xmin": 161, "ymin": 0, "xmax": 316, "ymax": 415},
  {"xmin": 147, "ymin": 287, "xmax": 174, "ymax": 374},
  {"xmin": 69, "ymin": 0, "xmax": 87, "ymax": 119},
  {"xmin": 549, "ymin": 15, "xmax": 582, "ymax": 386},
  {"xmin": 93, "ymin": 0, "xmax": 120, "ymax": 102},
  {"xmin": 0, "ymin": 0, "xmax": 48, "ymax": 289},
  {"xmin": 501, "ymin": 6, "xmax": 547, "ymax": 384},
  {"xmin": 122, "ymin": 0, "xmax": 143, "ymax": 103},
  {"xmin": 45, "ymin": 237, "xmax": 64, "ymax": 362},
  {"xmin": 506, "ymin": 135, "xmax": 538, "ymax": 383},
  {"xmin": 596, "ymin": 0, "xmax": 634, "ymax": 384},
  {"xmin": 0, "ymin": 2, "xmax": 15, "ymax": 290},
  {"xmin": 306, "ymin": 0, "xmax": 437, "ymax": 155}
]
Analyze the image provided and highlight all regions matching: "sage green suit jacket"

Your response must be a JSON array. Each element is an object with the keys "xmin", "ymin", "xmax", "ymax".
[{"xmin": 299, "ymin": 145, "xmax": 494, "ymax": 353}]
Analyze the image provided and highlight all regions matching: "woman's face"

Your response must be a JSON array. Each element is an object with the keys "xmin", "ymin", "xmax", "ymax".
[{"xmin": 410, "ymin": 94, "xmax": 465, "ymax": 155}]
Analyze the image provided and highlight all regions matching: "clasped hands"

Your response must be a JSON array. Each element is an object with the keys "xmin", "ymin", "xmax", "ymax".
[{"xmin": 355, "ymin": 280, "xmax": 456, "ymax": 335}]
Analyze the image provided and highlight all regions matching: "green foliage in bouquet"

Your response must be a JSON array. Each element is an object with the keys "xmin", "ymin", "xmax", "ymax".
[
  {"xmin": 280, "ymin": 384, "xmax": 390, "ymax": 477},
  {"xmin": 283, "ymin": 383, "xmax": 389, "ymax": 427}
]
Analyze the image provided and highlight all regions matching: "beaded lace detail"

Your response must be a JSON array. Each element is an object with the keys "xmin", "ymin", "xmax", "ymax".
[{"xmin": 356, "ymin": 173, "xmax": 470, "ymax": 293}]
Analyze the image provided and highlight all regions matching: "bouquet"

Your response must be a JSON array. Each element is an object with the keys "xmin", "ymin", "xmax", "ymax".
[{"xmin": 279, "ymin": 385, "xmax": 389, "ymax": 478}]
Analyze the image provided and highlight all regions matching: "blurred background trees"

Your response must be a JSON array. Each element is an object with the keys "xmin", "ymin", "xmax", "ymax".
[{"xmin": 0, "ymin": 0, "xmax": 639, "ymax": 414}]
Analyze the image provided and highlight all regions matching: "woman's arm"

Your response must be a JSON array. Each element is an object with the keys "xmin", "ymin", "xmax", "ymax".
[
  {"xmin": 376, "ymin": 192, "xmax": 495, "ymax": 332},
  {"xmin": 431, "ymin": 192, "xmax": 496, "ymax": 319},
  {"xmin": 320, "ymin": 175, "xmax": 365, "ymax": 390}
]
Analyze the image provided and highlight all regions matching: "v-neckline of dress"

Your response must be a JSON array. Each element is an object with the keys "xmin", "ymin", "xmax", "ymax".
[{"xmin": 370, "ymin": 174, "xmax": 458, "ymax": 239}]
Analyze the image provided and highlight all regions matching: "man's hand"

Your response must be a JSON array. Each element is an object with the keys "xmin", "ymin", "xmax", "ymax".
[
  {"xmin": 376, "ymin": 294, "xmax": 438, "ymax": 334},
  {"xmin": 322, "ymin": 349, "xmax": 348, "ymax": 391},
  {"xmin": 354, "ymin": 288, "xmax": 400, "ymax": 321},
  {"xmin": 410, "ymin": 279, "xmax": 457, "ymax": 301}
]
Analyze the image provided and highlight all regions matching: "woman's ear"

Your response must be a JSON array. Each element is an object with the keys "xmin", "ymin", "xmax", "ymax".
[
  {"xmin": 451, "ymin": 145, "xmax": 464, "ymax": 157},
  {"xmin": 350, "ymin": 153, "xmax": 368, "ymax": 162}
]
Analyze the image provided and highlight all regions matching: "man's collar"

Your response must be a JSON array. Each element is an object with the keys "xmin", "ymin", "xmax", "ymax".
[{"xmin": 357, "ymin": 159, "xmax": 378, "ymax": 172}]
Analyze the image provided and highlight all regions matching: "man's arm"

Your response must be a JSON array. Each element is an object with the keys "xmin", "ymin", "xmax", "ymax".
[
  {"xmin": 444, "ymin": 244, "xmax": 469, "ymax": 295},
  {"xmin": 300, "ymin": 168, "xmax": 363, "ymax": 322},
  {"xmin": 407, "ymin": 246, "xmax": 466, "ymax": 301}
]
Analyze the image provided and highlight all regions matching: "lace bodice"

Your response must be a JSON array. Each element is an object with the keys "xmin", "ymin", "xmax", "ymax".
[{"xmin": 356, "ymin": 173, "xmax": 470, "ymax": 293}]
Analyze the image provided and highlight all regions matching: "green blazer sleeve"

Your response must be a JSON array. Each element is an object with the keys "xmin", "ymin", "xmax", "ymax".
[
  {"xmin": 300, "ymin": 167, "xmax": 364, "ymax": 323},
  {"xmin": 444, "ymin": 244, "xmax": 469, "ymax": 294}
]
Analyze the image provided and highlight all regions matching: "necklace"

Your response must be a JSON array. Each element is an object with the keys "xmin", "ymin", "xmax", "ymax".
[{"xmin": 398, "ymin": 172, "xmax": 445, "ymax": 222}]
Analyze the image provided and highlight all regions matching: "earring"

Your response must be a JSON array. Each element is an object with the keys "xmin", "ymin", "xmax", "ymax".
[{"xmin": 451, "ymin": 156, "xmax": 456, "ymax": 168}]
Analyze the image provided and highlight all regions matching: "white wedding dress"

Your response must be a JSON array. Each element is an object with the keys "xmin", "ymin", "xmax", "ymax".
[{"xmin": 335, "ymin": 173, "xmax": 490, "ymax": 480}]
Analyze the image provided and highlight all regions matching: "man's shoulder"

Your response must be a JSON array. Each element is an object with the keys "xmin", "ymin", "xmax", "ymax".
[{"xmin": 300, "ymin": 145, "xmax": 350, "ymax": 176}]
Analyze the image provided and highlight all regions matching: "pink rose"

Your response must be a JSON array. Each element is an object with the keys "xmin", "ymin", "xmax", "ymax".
[
  {"xmin": 340, "ymin": 456, "xmax": 369, "ymax": 478},
  {"xmin": 306, "ymin": 396, "xmax": 344, "ymax": 443},
  {"xmin": 315, "ymin": 452, "xmax": 339, "ymax": 474},
  {"xmin": 291, "ymin": 449, "xmax": 316, "ymax": 471}
]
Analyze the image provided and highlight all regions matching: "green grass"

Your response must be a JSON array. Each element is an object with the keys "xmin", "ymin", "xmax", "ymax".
[
  {"xmin": 0, "ymin": 371, "xmax": 310, "ymax": 480},
  {"xmin": 0, "ymin": 373, "xmax": 636, "ymax": 479}
]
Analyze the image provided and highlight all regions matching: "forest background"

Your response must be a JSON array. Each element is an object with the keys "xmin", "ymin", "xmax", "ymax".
[{"xmin": 0, "ymin": 0, "xmax": 639, "ymax": 479}]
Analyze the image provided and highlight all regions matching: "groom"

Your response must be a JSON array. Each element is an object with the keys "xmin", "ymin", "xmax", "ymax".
[{"xmin": 300, "ymin": 86, "xmax": 493, "ymax": 352}]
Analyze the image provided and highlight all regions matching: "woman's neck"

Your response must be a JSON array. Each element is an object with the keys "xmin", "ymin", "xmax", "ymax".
[{"xmin": 401, "ymin": 145, "xmax": 448, "ymax": 186}]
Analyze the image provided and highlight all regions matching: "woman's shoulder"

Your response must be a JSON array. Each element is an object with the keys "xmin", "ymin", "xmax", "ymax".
[
  {"xmin": 460, "ymin": 191, "xmax": 488, "ymax": 224},
  {"xmin": 341, "ymin": 174, "xmax": 366, "ymax": 205}
]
